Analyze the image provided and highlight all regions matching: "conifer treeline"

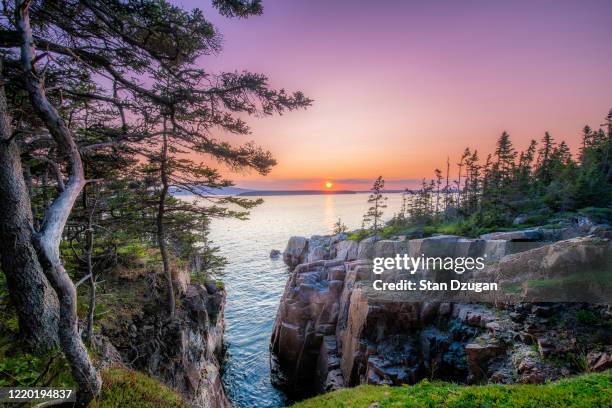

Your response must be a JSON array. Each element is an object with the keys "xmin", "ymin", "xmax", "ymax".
[{"xmin": 395, "ymin": 109, "xmax": 612, "ymax": 231}]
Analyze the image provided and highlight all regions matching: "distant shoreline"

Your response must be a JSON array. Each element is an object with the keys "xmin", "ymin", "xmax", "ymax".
[
  {"xmin": 238, "ymin": 190, "xmax": 357, "ymax": 196},
  {"xmin": 173, "ymin": 188, "xmax": 409, "ymax": 197}
]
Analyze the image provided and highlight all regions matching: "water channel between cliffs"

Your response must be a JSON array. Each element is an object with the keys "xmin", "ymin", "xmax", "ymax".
[{"xmin": 205, "ymin": 193, "xmax": 403, "ymax": 407}]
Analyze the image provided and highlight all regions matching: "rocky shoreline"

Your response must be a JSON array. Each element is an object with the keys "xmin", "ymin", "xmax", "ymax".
[
  {"xmin": 270, "ymin": 220, "xmax": 612, "ymax": 399},
  {"xmin": 96, "ymin": 267, "xmax": 230, "ymax": 408}
]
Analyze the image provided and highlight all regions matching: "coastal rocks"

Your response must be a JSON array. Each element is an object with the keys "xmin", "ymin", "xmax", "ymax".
[
  {"xmin": 587, "ymin": 348, "xmax": 612, "ymax": 372},
  {"xmin": 480, "ymin": 229, "xmax": 542, "ymax": 241},
  {"xmin": 283, "ymin": 236, "xmax": 309, "ymax": 269},
  {"xmin": 464, "ymin": 343, "xmax": 505, "ymax": 383},
  {"xmin": 490, "ymin": 236, "xmax": 612, "ymax": 302},
  {"xmin": 131, "ymin": 283, "xmax": 229, "ymax": 408},
  {"xmin": 271, "ymin": 229, "xmax": 612, "ymax": 399},
  {"xmin": 283, "ymin": 235, "xmax": 348, "ymax": 269},
  {"xmin": 101, "ymin": 271, "xmax": 229, "ymax": 408},
  {"xmin": 357, "ymin": 236, "xmax": 378, "ymax": 260},
  {"xmin": 480, "ymin": 226, "xmax": 585, "ymax": 244},
  {"xmin": 270, "ymin": 249, "xmax": 281, "ymax": 259},
  {"xmin": 336, "ymin": 240, "xmax": 359, "ymax": 261},
  {"xmin": 374, "ymin": 240, "xmax": 409, "ymax": 258},
  {"xmin": 409, "ymin": 235, "xmax": 459, "ymax": 258},
  {"xmin": 307, "ymin": 235, "xmax": 333, "ymax": 263}
]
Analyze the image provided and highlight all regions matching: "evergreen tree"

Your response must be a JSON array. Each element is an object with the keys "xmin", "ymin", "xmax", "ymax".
[
  {"xmin": 363, "ymin": 176, "xmax": 388, "ymax": 233},
  {"xmin": 434, "ymin": 168, "xmax": 443, "ymax": 215},
  {"xmin": 495, "ymin": 131, "xmax": 517, "ymax": 178},
  {"xmin": 0, "ymin": 0, "xmax": 309, "ymax": 402},
  {"xmin": 536, "ymin": 131, "xmax": 555, "ymax": 186},
  {"xmin": 333, "ymin": 218, "xmax": 348, "ymax": 234}
]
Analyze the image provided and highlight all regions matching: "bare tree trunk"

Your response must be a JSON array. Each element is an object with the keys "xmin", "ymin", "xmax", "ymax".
[
  {"xmin": 0, "ymin": 60, "xmax": 59, "ymax": 353},
  {"xmin": 156, "ymin": 127, "xmax": 176, "ymax": 318},
  {"xmin": 15, "ymin": 2, "xmax": 101, "ymax": 404}
]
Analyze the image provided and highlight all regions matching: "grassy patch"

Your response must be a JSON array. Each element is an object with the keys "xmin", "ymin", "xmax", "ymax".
[
  {"xmin": 526, "ymin": 269, "xmax": 612, "ymax": 291},
  {"xmin": 347, "ymin": 230, "xmax": 369, "ymax": 241},
  {"xmin": 90, "ymin": 366, "xmax": 186, "ymax": 408},
  {"xmin": 292, "ymin": 371, "xmax": 611, "ymax": 408}
]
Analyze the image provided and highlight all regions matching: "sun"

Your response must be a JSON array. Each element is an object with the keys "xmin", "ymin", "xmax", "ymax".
[{"xmin": 325, "ymin": 181, "xmax": 333, "ymax": 189}]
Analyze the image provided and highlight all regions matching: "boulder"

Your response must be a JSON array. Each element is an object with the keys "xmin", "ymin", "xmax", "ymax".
[
  {"xmin": 374, "ymin": 240, "xmax": 409, "ymax": 258},
  {"xmin": 576, "ymin": 216, "xmax": 594, "ymax": 232},
  {"xmin": 465, "ymin": 343, "xmax": 505, "ymax": 383},
  {"xmin": 307, "ymin": 235, "xmax": 333, "ymax": 263},
  {"xmin": 357, "ymin": 237, "xmax": 378, "ymax": 260},
  {"xmin": 482, "ymin": 240, "xmax": 507, "ymax": 261},
  {"xmin": 409, "ymin": 235, "xmax": 459, "ymax": 258},
  {"xmin": 587, "ymin": 349, "xmax": 612, "ymax": 372},
  {"xmin": 480, "ymin": 229, "xmax": 542, "ymax": 241},
  {"xmin": 283, "ymin": 236, "xmax": 309, "ymax": 269},
  {"xmin": 513, "ymin": 214, "xmax": 530, "ymax": 225},
  {"xmin": 454, "ymin": 238, "xmax": 486, "ymax": 258},
  {"xmin": 336, "ymin": 240, "xmax": 359, "ymax": 261}
]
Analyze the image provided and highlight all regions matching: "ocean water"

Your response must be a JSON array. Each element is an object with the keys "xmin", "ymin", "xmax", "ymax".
[{"xmin": 204, "ymin": 193, "xmax": 403, "ymax": 408}]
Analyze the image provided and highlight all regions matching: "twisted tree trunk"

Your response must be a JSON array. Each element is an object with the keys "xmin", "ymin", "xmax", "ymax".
[
  {"xmin": 0, "ymin": 60, "xmax": 59, "ymax": 353},
  {"xmin": 15, "ymin": 1, "xmax": 101, "ymax": 404}
]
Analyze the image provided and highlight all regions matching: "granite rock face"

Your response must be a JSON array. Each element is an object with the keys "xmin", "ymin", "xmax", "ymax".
[
  {"xmin": 270, "ymin": 227, "xmax": 612, "ymax": 399},
  {"xmin": 101, "ymin": 271, "xmax": 230, "ymax": 408},
  {"xmin": 283, "ymin": 236, "xmax": 309, "ymax": 270}
]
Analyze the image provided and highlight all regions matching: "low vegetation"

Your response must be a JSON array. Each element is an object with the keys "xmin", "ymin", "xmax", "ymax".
[
  {"xmin": 293, "ymin": 371, "xmax": 612, "ymax": 408},
  {"xmin": 90, "ymin": 367, "xmax": 186, "ymax": 408}
]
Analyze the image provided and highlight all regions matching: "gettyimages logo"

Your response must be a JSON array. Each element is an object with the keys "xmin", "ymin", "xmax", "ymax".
[
  {"xmin": 372, "ymin": 254, "xmax": 486, "ymax": 275},
  {"xmin": 363, "ymin": 238, "xmax": 612, "ymax": 304}
]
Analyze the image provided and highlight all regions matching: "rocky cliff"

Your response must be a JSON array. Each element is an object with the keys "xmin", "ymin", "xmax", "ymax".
[
  {"xmin": 97, "ymin": 266, "xmax": 230, "ymax": 408},
  {"xmin": 270, "ymin": 223, "xmax": 612, "ymax": 399}
]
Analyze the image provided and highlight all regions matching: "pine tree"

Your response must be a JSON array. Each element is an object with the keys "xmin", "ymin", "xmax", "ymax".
[
  {"xmin": 333, "ymin": 218, "xmax": 348, "ymax": 234},
  {"xmin": 495, "ymin": 131, "xmax": 517, "ymax": 178},
  {"xmin": 434, "ymin": 168, "xmax": 443, "ymax": 215},
  {"xmin": 363, "ymin": 176, "xmax": 388, "ymax": 233},
  {"xmin": 536, "ymin": 131, "xmax": 555, "ymax": 186}
]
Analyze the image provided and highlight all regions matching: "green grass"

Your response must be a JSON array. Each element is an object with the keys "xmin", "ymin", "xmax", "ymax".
[
  {"xmin": 292, "ymin": 371, "xmax": 611, "ymax": 408},
  {"xmin": 526, "ymin": 269, "xmax": 612, "ymax": 290},
  {"xmin": 90, "ymin": 367, "xmax": 187, "ymax": 408}
]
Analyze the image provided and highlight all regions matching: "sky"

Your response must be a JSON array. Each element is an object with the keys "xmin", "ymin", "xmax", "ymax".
[{"xmin": 177, "ymin": 0, "xmax": 612, "ymax": 190}]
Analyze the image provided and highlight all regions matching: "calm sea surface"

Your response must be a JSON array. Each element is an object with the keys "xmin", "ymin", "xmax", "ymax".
[{"xmin": 204, "ymin": 193, "xmax": 403, "ymax": 408}]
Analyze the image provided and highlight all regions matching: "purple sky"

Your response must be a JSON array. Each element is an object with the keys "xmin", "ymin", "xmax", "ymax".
[{"xmin": 177, "ymin": 0, "xmax": 612, "ymax": 190}]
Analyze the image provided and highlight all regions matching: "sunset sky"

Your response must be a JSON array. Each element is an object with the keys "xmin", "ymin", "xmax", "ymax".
[{"xmin": 179, "ymin": 0, "xmax": 612, "ymax": 190}]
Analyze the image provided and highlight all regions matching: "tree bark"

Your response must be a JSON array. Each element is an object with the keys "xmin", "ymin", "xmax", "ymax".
[
  {"xmin": 157, "ymin": 127, "xmax": 176, "ymax": 318},
  {"xmin": 84, "ymin": 185, "xmax": 98, "ymax": 343},
  {"xmin": 14, "ymin": 1, "xmax": 101, "ymax": 404},
  {"xmin": 0, "ymin": 60, "xmax": 59, "ymax": 353}
]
